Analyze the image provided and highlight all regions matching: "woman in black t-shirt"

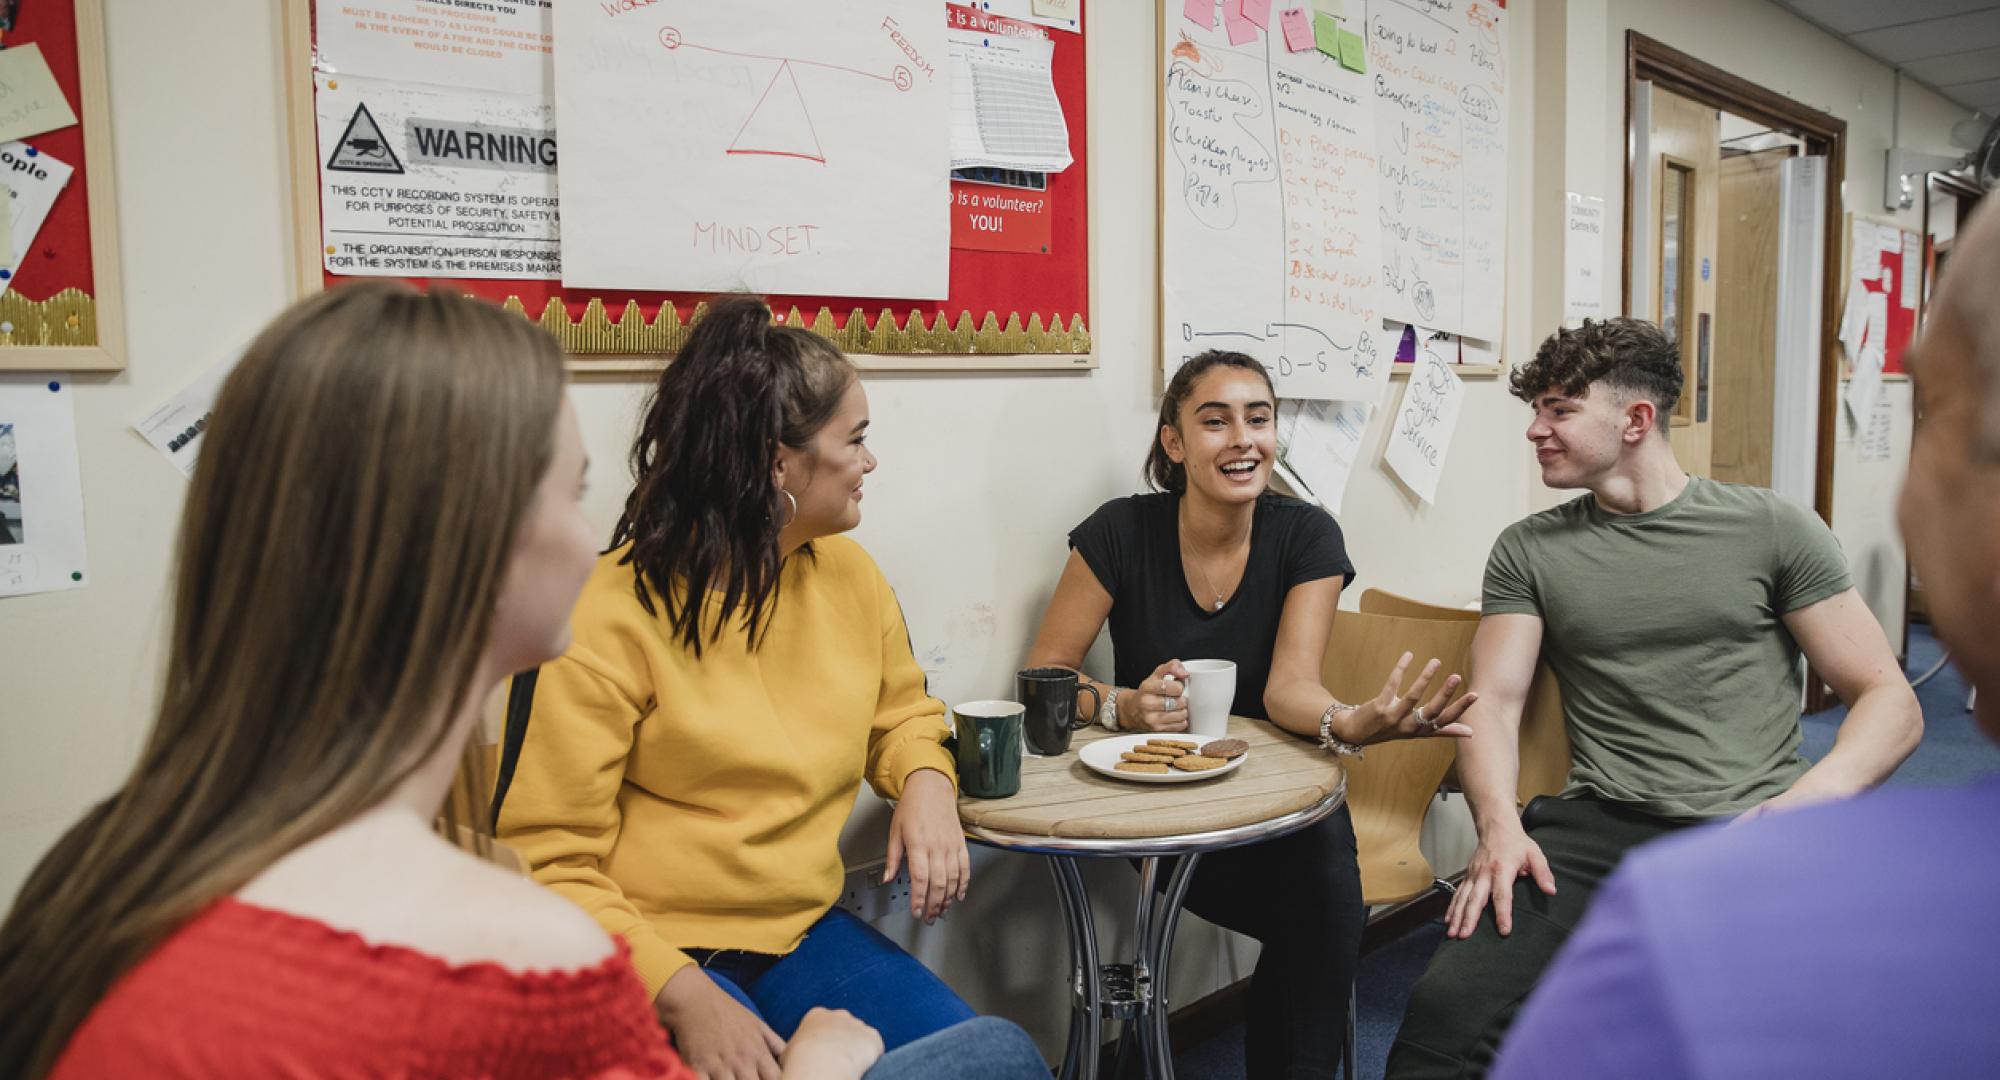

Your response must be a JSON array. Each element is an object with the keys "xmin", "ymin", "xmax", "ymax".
[{"xmin": 1026, "ymin": 351, "xmax": 1475, "ymax": 1078}]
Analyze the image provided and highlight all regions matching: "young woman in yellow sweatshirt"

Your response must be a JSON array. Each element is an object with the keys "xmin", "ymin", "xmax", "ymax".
[{"xmin": 498, "ymin": 296, "xmax": 982, "ymax": 1079}]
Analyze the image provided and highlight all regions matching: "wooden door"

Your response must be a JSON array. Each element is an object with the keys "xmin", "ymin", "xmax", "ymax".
[
  {"xmin": 1711, "ymin": 146, "xmax": 1793, "ymax": 487},
  {"xmin": 1645, "ymin": 88, "xmax": 1719, "ymax": 477}
]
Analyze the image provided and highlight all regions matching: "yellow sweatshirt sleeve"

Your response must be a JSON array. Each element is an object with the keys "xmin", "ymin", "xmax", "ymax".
[
  {"xmin": 863, "ymin": 570, "xmax": 957, "ymax": 801},
  {"xmin": 495, "ymin": 645, "xmax": 693, "ymax": 998}
]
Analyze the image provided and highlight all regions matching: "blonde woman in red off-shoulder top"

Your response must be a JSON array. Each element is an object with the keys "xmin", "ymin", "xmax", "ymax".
[{"xmin": 0, "ymin": 286, "xmax": 1040, "ymax": 1080}]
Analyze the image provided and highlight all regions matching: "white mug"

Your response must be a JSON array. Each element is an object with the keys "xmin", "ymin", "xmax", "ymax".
[{"xmin": 1180, "ymin": 659, "xmax": 1237, "ymax": 739}]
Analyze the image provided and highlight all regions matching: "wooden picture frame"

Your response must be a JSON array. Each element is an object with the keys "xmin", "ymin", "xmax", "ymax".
[{"xmin": 0, "ymin": 0, "xmax": 126, "ymax": 373}]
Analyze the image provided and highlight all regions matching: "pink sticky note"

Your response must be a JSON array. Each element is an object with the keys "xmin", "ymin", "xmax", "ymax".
[
  {"xmin": 1279, "ymin": 7, "xmax": 1315, "ymax": 51},
  {"xmin": 1222, "ymin": 0, "xmax": 1246, "ymax": 19},
  {"xmin": 1224, "ymin": 14, "xmax": 1259, "ymax": 43},
  {"xmin": 1184, "ymin": 0, "xmax": 1216, "ymax": 28},
  {"xmin": 1243, "ymin": 0, "xmax": 1273, "ymax": 29}
]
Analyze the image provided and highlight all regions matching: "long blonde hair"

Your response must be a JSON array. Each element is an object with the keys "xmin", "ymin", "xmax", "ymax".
[{"xmin": 0, "ymin": 283, "xmax": 566, "ymax": 1076}]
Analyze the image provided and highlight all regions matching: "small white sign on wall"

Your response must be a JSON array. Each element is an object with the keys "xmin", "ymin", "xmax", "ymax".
[
  {"xmin": 1564, "ymin": 192, "xmax": 1606, "ymax": 328},
  {"xmin": 0, "ymin": 375, "xmax": 89, "ymax": 598},
  {"xmin": 1383, "ymin": 343, "xmax": 1466, "ymax": 505}
]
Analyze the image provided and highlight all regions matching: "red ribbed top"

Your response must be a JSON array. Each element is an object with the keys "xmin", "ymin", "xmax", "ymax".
[{"xmin": 51, "ymin": 897, "xmax": 695, "ymax": 1079}]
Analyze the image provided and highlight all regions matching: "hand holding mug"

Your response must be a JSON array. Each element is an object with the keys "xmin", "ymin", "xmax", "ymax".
[
  {"xmin": 1129, "ymin": 659, "xmax": 1191, "ymax": 733},
  {"xmin": 1333, "ymin": 651, "xmax": 1478, "ymax": 745}
]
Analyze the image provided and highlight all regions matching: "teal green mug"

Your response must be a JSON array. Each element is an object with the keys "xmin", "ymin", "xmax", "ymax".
[{"xmin": 952, "ymin": 700, "xmax": 1025, "ymax": 799}]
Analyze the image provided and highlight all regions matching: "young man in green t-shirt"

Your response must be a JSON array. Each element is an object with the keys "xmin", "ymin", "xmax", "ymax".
[{"xmin": 1385, "ymin": 317, "xmax": 1922, "ymax": 1080}]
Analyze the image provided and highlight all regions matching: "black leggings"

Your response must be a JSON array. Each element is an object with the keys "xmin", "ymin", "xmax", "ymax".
[{"xmin": 1155, "ymin": 803, "xmax": 1364, "ymax": 1080}]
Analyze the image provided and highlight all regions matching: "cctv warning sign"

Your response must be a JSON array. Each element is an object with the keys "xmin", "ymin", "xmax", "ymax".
[{"xmin": 315, "ymin": 74, "xmax": 560, "ymax": 280}]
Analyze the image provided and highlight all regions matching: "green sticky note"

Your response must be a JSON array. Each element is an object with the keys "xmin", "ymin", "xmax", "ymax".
[
  {"xmin": 1338, "ymin": 28, "xmax": 1366, "ymax": 72},
  {"xmin": 1314, "ymin": 11, "xmax": 1341, "ymax": 58}
]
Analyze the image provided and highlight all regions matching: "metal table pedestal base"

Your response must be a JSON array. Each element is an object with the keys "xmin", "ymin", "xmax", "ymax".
[{"xmin": 1048, "ymin": 852, "xmax": 1202, "ymax": 1080}]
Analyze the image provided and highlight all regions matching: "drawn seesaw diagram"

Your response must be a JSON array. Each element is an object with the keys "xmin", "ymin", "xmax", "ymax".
[{"xmin": 658, "ymin": 26, "xmax": 915, "ymax": 165}]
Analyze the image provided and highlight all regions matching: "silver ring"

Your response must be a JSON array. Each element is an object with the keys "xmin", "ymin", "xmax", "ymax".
[{"xmin": 1413, "ymin": 704, "xmax": 1434, "ymax": 730}]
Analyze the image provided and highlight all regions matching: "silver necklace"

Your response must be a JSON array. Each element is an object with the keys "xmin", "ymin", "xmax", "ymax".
[{"xmin": 1180, "ymin": 517, "xmax": 1241, "ymax": 611}]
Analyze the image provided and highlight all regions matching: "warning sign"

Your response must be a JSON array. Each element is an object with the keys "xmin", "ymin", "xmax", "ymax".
[
  {"xmin": 316, "ymin": 74, "xmax": 560, "ymax": 281},
  {"xmin": 326, "ymin": 103, "xmax": 405, "ymax": 175}
]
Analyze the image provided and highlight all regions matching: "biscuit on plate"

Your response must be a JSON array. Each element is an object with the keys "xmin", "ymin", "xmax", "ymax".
[
  {"xmin": 1140, "ymin": 742, "xmax": 1190, "ymax": 757},
  {"xmin": 1200, "ymin": 738, "xmax": 1249, "ymax": 760},
  {"xmin": 1121, "ymin": 751, "xmax": 1174, "ymax": 764},
  {"xmin": 1116, "ymin": 761, "xmax": 1171, "ymax": 774},
  {"xmin": 1171, "ymin": 754, "xmax": 1227, "ymax": 772},
  {"xmin": 1152, "ymin": 738, "xmax": 1199, "ymax": 750}
]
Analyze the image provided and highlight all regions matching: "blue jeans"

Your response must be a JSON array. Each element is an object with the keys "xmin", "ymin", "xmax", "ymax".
[
  {"xmin": 865, "ymin": 1016, "xmax": 1049, "ymax": 1080},
  {"xmin": 689, "ymin": 906, "xmax": 978, "ymax": 1053}
]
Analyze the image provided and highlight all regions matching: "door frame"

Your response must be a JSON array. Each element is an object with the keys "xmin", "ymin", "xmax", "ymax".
[
  {"xmin": 1622, "ymin": 32, "xmax": 1846, "ymax": 524},
  {"xmin": 1622, "ymin": 33, "xmax": 1848, "ymax": 712}
]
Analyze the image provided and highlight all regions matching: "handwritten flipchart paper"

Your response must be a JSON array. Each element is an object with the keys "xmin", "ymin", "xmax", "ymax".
[
  {"xmin": 1384, "ymin": 345, "xmax": 1465, "ymax": 505},
  {"xmin": 1160, "ymin": 17, "xmax": 1388, "ymax": 402},
  {"xmin": 1368, "ymin": 0, "xmax": 1509, "ymax": 341},
  {"xmin": 554, "ymin": 0, "xmax": 951, "ymax": 299}
]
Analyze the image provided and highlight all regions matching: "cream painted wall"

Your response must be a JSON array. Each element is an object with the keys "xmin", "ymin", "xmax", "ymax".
[{"xmin": 0, "ymin": 0, "xmax": 1966, "ymax": 1063}]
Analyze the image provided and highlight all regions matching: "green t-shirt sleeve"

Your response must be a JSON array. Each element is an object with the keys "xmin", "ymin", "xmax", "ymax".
[
  {"xmin": 1771, "ymin": 497, "xmax": 1853, "ymax": 613},
  {"xmin": 1482, "ymin": 524, "xmax": 1541, "ymax": 617}
]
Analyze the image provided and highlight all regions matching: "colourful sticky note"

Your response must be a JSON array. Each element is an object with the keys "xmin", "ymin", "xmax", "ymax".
[
  {"xmin": 1242, "ymin": 0, "xmax": 1273, "ymax": 28},
  {"xmin": 1280, "ymin": 7, "xmax": 1316, "ymax": 51},
  {"xmin": 1338, "ymin": 28, "xmax": 1366, "ymax": 72},
  {"xmin": 1184, "ymin": 0, "xmax": 1216, "ymax": 28},
  {"xmin": 1225, "ymin": 15, "xmax": 1259, "ymax": 44},
  {"xmin": 1031, "ymin": 0, "xmax": 1078, "ymax": 20},
  {"xmin": 1313, "ymin": 11, "xmax": 1341, "ymax": 57}
]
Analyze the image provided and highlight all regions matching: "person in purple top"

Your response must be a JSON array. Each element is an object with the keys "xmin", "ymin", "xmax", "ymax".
[{"xmin": 1492, "ymin": 197, "xmax": 2000, "ymax": 1078}]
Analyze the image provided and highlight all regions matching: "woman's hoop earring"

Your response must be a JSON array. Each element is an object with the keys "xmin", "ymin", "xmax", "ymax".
[{"xmin": 779, "ymin": 489, "xmax": 798, "ymax": 527}]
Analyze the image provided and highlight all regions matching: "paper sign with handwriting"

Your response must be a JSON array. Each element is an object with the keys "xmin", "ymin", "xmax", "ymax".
[
  {"xmin": 1368, "ymin": 0, "xmax": 1509, "ymax": 341},
  {"xmin": 554, "ymin": 0, "xmax": 950, "ymax": 298},
  {"xmin": 1161, "ymin": 8, "xmax": 1386, "ymax": 401},
  {"xmin": 0, "ymin": 45, "xmax": 77, "ymax": 145},
  {"xmin": 1384, "ymin": 343, "xmax": 1465, "ymax": 504}
]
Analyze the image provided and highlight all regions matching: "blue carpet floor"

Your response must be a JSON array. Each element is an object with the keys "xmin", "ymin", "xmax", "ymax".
[{"xmin": 1173, "ymin": 623, "xmax": 2000, "ymax": 1080}]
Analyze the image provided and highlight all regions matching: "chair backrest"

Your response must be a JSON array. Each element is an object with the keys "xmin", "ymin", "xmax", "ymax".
[
  {"xmin": 1323, "ymin": 609, "xmax": 1478, "ymax": 906},
  {"xmin": 1359, "ymin": 587, "xmax": 1480, "ymax": 622},
  {"xmin": 1360, "ymin": 589, "xmax": 1573, "ymax": 809},
  {"xmin": 1515, "ymin": 662, "xmax": 1571, "ymax": 807}
]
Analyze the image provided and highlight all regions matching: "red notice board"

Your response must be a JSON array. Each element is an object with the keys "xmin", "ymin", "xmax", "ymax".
[
  {"xmin": 0, "ymin": 0, "xmax": 125, "ymax": 373},
  {"xmin": 286, "ymin": 1, "xmax": 1090, "ymax": 371}
]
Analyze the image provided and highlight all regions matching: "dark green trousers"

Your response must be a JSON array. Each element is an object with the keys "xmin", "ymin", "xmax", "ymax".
[{"xmin": 1384, "ymin": 795, "xmax": 1691, "ymax": 1080}]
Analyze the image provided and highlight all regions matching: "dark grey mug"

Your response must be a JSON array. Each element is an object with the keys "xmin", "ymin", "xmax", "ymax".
[
  {"xmin": 1018, "ymin": 667, "xmax": 1101, "ymax": 756},
  {"xmin": 953, "ymin": 700, "xmax": 1025, "ymax": 799}
]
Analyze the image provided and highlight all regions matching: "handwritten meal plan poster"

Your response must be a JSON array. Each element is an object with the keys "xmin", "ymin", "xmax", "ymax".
[
  {"xmin": 1161, "ymin": 10, "xmax": 1388, "ymax": 402},
  {"xmin": 553, "ymin": 0, "xmax": 952, "ymax": 298},
  {"xmin": 1368, "ymin": 0, "xmax": 1509, "ymax": 341}
]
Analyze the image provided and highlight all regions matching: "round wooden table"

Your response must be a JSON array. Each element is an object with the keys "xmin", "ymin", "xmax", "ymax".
[{"xmin": 957, "ymin": 716, "xmax": 1347, "ymax": 1080}]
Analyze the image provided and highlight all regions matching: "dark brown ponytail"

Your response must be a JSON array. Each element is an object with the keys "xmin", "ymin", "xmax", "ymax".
[{"xmin": 612, "ymin": 296, "xmax": 855, "ymax": 655}]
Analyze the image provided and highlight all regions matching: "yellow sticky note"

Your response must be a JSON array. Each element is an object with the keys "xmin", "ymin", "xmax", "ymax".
[
  {"xmin": 0, "ymin": 45, "xmax": 79, "ymax": 144},
  {"xmin": 1032, "ymin": 0, "xmax": 1078, "ymax": 21}
]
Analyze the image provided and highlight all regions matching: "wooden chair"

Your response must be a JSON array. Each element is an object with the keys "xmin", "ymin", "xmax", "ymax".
[
  {"xmin": 1323, "ymin": 608, "xmax": 1478, "ymax": 1078},
  {"xmin": 1360, "ymin": 588, "xmax": 1572, "ymax": 809}
]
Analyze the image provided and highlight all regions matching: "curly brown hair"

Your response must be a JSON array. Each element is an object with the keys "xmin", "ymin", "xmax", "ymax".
[{"xmin": 1510, "ymin": 318, "xmax": 1683, "ymax": 437}]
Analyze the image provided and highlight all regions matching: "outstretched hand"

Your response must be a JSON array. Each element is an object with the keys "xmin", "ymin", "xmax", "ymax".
[{"xmin": 1332, "ymin": 651, "xmax": 1477, "ymax": 746}]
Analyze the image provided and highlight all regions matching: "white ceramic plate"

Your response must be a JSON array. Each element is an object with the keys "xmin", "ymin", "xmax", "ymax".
[{"xmin": 1079, "ymin": 734, "xmax": 1249, "ymax": 784}]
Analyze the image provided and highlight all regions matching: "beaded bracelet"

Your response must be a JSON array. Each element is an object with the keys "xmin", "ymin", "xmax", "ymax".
[{"xmin": 1318, "ymin": 700, "xmax": 1365, "ymax": 758}]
